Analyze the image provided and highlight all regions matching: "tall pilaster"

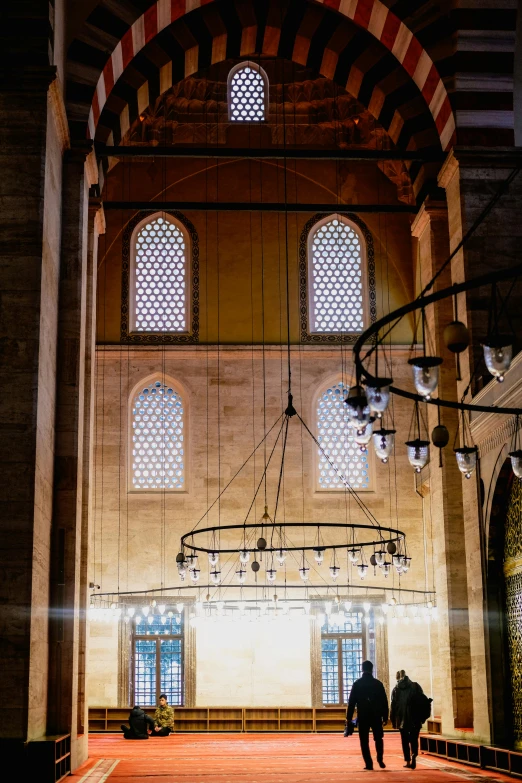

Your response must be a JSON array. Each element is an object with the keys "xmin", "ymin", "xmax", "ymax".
[{"xmin": 412, "ymin": 200, "xmax": 474, "ymax": 734}]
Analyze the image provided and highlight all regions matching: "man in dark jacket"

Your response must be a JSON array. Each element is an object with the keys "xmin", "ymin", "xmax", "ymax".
[
  {"xmin": 346, "ymin": 660, "xmax": 389, "ymax": 770},
  {"xmin": 120, "ymin": 706, "xmax": 155, "ymax": 739},
  {"xmin": 390, "ymin": 670, "xmax": 424, "ymax": 769}
]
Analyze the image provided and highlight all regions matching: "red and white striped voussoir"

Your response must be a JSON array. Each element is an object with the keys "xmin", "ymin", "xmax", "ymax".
[{"xmin": 87, "ymin": 0, "xmax": 455, "ymax": 150}]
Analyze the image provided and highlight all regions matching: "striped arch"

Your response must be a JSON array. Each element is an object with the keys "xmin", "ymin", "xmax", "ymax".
[{"xmin": 69, "ymin": 0, "xmax": 455, "ymax": 150}]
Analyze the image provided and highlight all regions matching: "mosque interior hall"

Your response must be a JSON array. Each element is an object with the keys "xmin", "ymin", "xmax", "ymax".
[{"xmin": 3, "ymin": 1, "xmax": 522, "ymax": 781}]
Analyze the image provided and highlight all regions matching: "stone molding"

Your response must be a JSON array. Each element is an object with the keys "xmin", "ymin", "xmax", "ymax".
[{"xmin": 411, "ymin": 200, "xmax": 448, "ymax": 239}]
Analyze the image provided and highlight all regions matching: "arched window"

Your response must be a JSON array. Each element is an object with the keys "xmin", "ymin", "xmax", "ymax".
[
  {"xmin": 131, "ymin": 380, "xmax": 185, "ymax": 490},
  {"xmin": 316, "ymin": 382, "xmax": 371, "ymax": 491},
  {"xmin": 132, "ymin": 214, "xmax": 189, "ymax": 333},
  {"xmin": 309, "ymin": 215, "xmax": 367, "ymax": 334},
  {"xmin": 228, "ymin": 62, "xmax": 268, "ymax": 122}
]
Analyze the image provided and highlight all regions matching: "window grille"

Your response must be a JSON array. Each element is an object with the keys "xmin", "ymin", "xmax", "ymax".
[
  {"xmin": 317, "ymin": 382, "xmax": 370, "ymax": 490},
  {"xmin": 321, "ymin": 611, "xmax": 367, "ymax": 706},
  {"xmin": 131, "ymin": 380, "xmax": 184, "ymax": 490},
  {"xmin": 133, "ymin": 216, "xmax": 188, "ymax": 333},
  {"xmin": 133, "ymin": 613, "xmax": 183, "ymax": 706},
  {"xmin": 310, "ymin": 217, "xmax": 365, "ymax": 333},
  {"xmin": 229, "ymin": 63, "xmax": 267, "ymax": 122}
]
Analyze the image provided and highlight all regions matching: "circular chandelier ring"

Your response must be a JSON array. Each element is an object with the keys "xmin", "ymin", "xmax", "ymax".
[
  {"xmin": 354, "ymin": 261, "xmax": 522, "ymax": 416},
  {"xmin": 181, "ymin": 521, "xmax": 405, "ymax": 555}
]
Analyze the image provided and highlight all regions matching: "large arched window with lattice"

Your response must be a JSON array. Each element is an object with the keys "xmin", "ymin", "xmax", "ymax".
[
  {"xmin": 228, "ymin": 62, "xmax": 268, "ymax": 122},
  {"xmin": 131, "ymin": 214, "xmax": 190, "ymax": 333},
  {"xmin": 308, "ymin": 215, "xmax": 367, "ymax": 334},
  {"xmin": 130, "ymin": 379, "xmax": 185, "ymax": 491},
  {"xmin": 316, "ymin": 382, "xmax": 371, "ymax": 491}
]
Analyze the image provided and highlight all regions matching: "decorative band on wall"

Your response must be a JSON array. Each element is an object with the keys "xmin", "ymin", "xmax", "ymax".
[
  {"xmin": 298, "ymin": 213, "xmax": 376, "ymax": 344},
  {"xmin": 121, "ymin": 210, "xmax": 200, "ymax": 344}
]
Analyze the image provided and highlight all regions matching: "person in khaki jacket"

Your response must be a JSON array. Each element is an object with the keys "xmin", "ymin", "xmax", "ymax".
[{"xmin": 152, "ymin": 694, "xmax": 174, "ymax": 736}]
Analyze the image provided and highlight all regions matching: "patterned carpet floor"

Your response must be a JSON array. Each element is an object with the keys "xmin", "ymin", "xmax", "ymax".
[{"xmin": 71, "ymin": 734, "xmax": 516, "ymax": 783}]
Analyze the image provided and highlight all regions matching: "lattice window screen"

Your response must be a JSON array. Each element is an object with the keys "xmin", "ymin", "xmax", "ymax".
[
  {"xmin": 229, "ymin": 65, "xmax": 266, "ymax": 121},
  {"xmin": 317, "ymin": 383, "xmax": 370, "ymax": 490},
  {"xmin": 310, "ymin": 218, "xmax": 364, "ymax": 333},
  {"xmin": 132, "ymin": 381, "xmax": 184, "ymax": 490},
  {"xmin": 134, "ymin": 216, "xmax": 187, "ymax": 332}
]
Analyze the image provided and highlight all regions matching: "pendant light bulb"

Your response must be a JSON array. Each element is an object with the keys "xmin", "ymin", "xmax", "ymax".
[
  {"xmin": 266, "ymin": 568, "xmax": 277, "ymax": 583},
  {"xmin": 208, "ymin": 551, "xmax": 219, "ymax": 566},
  {"xmin": 236, "ymin": 568, "xmax": 247, "ymax": 584},
  {"xmin": 210, "ymin": 569, "xmax": 221, "ymax": 585},
  {"xmin": 347, "ymin": 548, "xmax": 360, "ymax": 564},
  {"xmin": 313, "ymin": 548, "xmax": 324, "ymax": 565},
  {"xmin": 239, "ymin": 549, "xmax": 250, "ymax": 564},
  {"xmin": 357, "ymin": 564, "xmax": 368, "ymax": 580},
  {"xmin": 354, "ymin": 420, "xmax": 374, "ymax": 451},
  {"xmin": 382, "ymin": 562, "xmax": 391, "ymax": 578},
  {"xmin": 276, "ymin": 548, "xmax": 287, "ymax": 566},
  {"xmin": 374, "ymin": 550, "xmax": 385, "ymax": 566},
  {"xmin": 299, "ymin": 566, "xmax": 310, "ymax": 581},
  {"xmin": 372, "ymin": 429, "xmax": 396, "ymax": 463},
  {"xmin": 190, "ymin": 568, "xmax": 201, "ymax": 583},
  {"xmin": 483, "ymin": 340, "xmax": 513, "ymax": 382},
  {"xmin": 329, "ymin": 565, "xmax": 340, "ymax": 580},
  {"xmin": 405, "ymin": 439, "xmax": 430, "ymax": 473}
]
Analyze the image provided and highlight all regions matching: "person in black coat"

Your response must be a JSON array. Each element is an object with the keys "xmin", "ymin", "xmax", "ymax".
[
  {"xmin": 120, "ymin": 706, "xmax": 155, "ymax": 739},
  {"xmin": 346, "ymin": 660, "xmax": 389, "ymax": 770},
  {"xmin": 390, "ymin": 670, "xmax": 424, "ymax": 769}
]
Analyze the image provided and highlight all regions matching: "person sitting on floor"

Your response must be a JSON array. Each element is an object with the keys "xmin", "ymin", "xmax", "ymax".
[
  {"xmin": 152, "ymin": 693, "xmax": 174, "ymax": 736},
  {"xmin": 121, "ymin": 705, "xmax": 154, "ymax": 739}
]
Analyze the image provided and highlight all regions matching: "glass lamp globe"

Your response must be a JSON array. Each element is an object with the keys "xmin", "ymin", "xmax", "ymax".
[
  {"xmin": 236, "ymin": 568, "xmax": 246, "ymax": 584},
  {"xmin": 177, "ymin": 562, "xmax": 187, "ymax": 577},
  {"xmin": 408, "ymin": 356, "xmax": 443, "ymax": 400},
  {"xmin": 276, "ymin": 548, "xmax": 287, "ymax": 566},
  {"xmin": 372, "ymin": 429, "xmax": 395, "ymax": 463},
  {"xmin": 344, "ymin": 386, "xmax": 371, "ymax": 429},
  {"xmin": 313, "ymin": 548, "xmax": 325, "ymax": 565},
  {"xmin": 402, "ymin": 557, "xmax": 411, "ymax": 573},
  {"xmin": 208, "ymin": 551, "xmax": 219, "ymax": 566},
  {"xmin": 365, "ymin": 377, "xmax": 392, "ymax": 418},
  {"xmin": 483, "ymin": 340, "xmax": 513, "ymax": 382},
  {"xmin": 347, "ymin": 548, "xmax": 360, "ymax": 564},
  {"xmin": 190, "ymin": 568, "xmax": 201, "ymax": 583},
  {"xmin": 329, "ymin": 564, "xmax": 340, "ymax": 580},
  {"xmin": 299, "ymin": 566, "xmax": 310, "ymax": 581},
  {"xmin": 509, "ymin": 449, "xmax": 522, "ymax": 479},
  {"xmin": 455, "ymin": 446, "xmax": 478, "ymax": 479},
  {"xmin": 357, "ymin": 564, "xmax": 368, "ymax": 580},
  {"xmin": 210, "ymin": 569, "xmax": 221, "ymax": 585},
  {"xmin": 374, "ymin": 550, "xmax": 385, "ymax": 566},
  {"xmin": 266, "ymin": 568, "xmax": 277, "ymax": 583},
  {"xmin": 239, "ymin": 550, "xmax": 250, "ymax": 564},
  {"xmin": 382, "ymin": 562, "xmax": 391, "ymax": 578},
  {"xmin": 405, "ymin": 439, "xmax": 430, "ymax": 472},
  {"xmin": 355, "ymin": 420, "xmax": 374, "ymax": 452}
]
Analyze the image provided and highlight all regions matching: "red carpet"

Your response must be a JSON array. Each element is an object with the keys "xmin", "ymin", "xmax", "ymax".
[{"xmin": 71, "ymin": 734, "xmax": 515, "ymax": 783}]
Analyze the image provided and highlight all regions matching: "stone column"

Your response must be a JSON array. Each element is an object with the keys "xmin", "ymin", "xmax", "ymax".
[
  {"xmin": 0, "ymin": 62, "xmax": 60, "ymax": 748},
  {"xmin": 47, "ymin": 142, "xmax": 92, "ymax": 768},
  {"xmin": 411, "ymin": 200, "xmax": 474, "ymax": 734},
  {"xmin": 438, "ymin": 149, "xmax": 522, "ymax": 742}
]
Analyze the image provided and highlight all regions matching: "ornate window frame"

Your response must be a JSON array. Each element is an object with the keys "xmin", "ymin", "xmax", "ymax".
[
  {"xmin": 299, "ymin": 213, "xmax": 376, "ymax": 344},
  {"xmin": 128, "ymin": 373, "xmax": 189, "ymax": 494},
  {"xmin": 227, "ymin": 61, "xmax": 269, "ymax": 122},
  {"xmin": 121, "ymin": 211, "xmax": 200, "ymax": 344}
]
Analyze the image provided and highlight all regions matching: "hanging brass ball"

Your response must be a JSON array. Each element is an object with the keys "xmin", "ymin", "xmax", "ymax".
[
  {"xmin": 443, "ymin": 321, "xmax": 470, "ymax": 354},
  {"xmin": 387, "ymin": 542, "xmax": 397, "ymax": 555},
  {"xmin": 251, "ymin": 561, "xmax": 260, "ymax": 573},
  {"xmin": 257, "ymin": 537, "xmax": 267, "ymax": 550},
  {"xmin": 370, "ymin": 554, "xmax": 377, "ymax": 567},
  {"xmin": 176, "ymin": 552, "xmax": 185, "ymax": 563},
  {"xmin": 205, "ymin": 593, "xmax": 211, "ymax": 601},
  {"xmin": 431, "ymin": 424, "xmax": 450, "ymax": 449}
]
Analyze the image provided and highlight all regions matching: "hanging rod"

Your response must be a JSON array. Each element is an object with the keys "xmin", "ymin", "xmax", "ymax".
[
  {"xmin": 92, "ymin": 584, "xmax": 435, "ymax": 598},
  {"xmin": 96, "ymin": 145, "xmax": 443, "ymax": 162},
  {"xmin": 103, "ymin": 201, "xmax": 417, "ymax": 214}
]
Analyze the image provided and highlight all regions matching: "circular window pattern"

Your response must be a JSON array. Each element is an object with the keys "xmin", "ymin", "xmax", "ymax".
[
  {"xmin": 132, "ymin": 381, "xmax": 185, "ymax": 489},
  {"xmin": 229, "ymin": 65, "xmax": 266, "ymax": 122},
  {"xmin": 317, "ymin": 383, "xmax": 370, "ymax": 490},
  {"xmin": 134, "ymin": 217, "xmax": 187, "ymax": 332},
  {"xmin": 311, "ymin": 219, "xmax": 364, "ymax": 333}
]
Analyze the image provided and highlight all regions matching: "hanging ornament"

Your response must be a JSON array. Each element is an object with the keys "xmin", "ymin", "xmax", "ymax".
[
  {"xmin": 251, "ymin": 561, "xmax": 260, "ymax": 573},
  {"xmin": 443, "ymin": 320, "xmax": 470, "ymax": 354},
  {"xmin": 372, "ymin": 428, "xmax": 396, "ymax": 463},
  {"xmin": 455, "ymin": 446, "xmax": 478, "ymax": 479},
  {"xmin": 405, "ymin": 438, "xmax": 430, "ymax": 473},
  {"xmin": 483, "ymin": 339, "xmax": 513, "ymax": 382},
  {"xmin": 387, "ymin": 542, "xmax": 397, "ymax": 555},
  {"xmin": 344, "ymin": 385, "xmax": 371, "ymax": 429},
  {"xmin": 365, "ymin": 377, "xmax": 392, "ymax": 418}
]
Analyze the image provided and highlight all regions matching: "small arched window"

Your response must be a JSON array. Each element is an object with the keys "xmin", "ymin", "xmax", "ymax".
[
  {"xmin": 316, "ymin": 382, "xmax": 371, "ymax": 491},
  {"xmin": 309, "ymin": 215, "xmax": 367, "ymax": 334},
  {"xmin": 131, "ymin": 214, "xmax": 189, "ymax": 333},
  {"xmin": 131, "ymin": 380, "xmax": 185, "ymax": 491},
  {"xmin": 228, "ymin": 62, "xmax": 268, "ymax": 122}
]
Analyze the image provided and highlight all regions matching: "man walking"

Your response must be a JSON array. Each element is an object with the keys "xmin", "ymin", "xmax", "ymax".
[
  {"xmin": 391, "ymin": 670, "xmax": 429, "ymax": 769},
  {"xmin": 346, "ymin": 660, "xmax": 389, "ymax": 770}
]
